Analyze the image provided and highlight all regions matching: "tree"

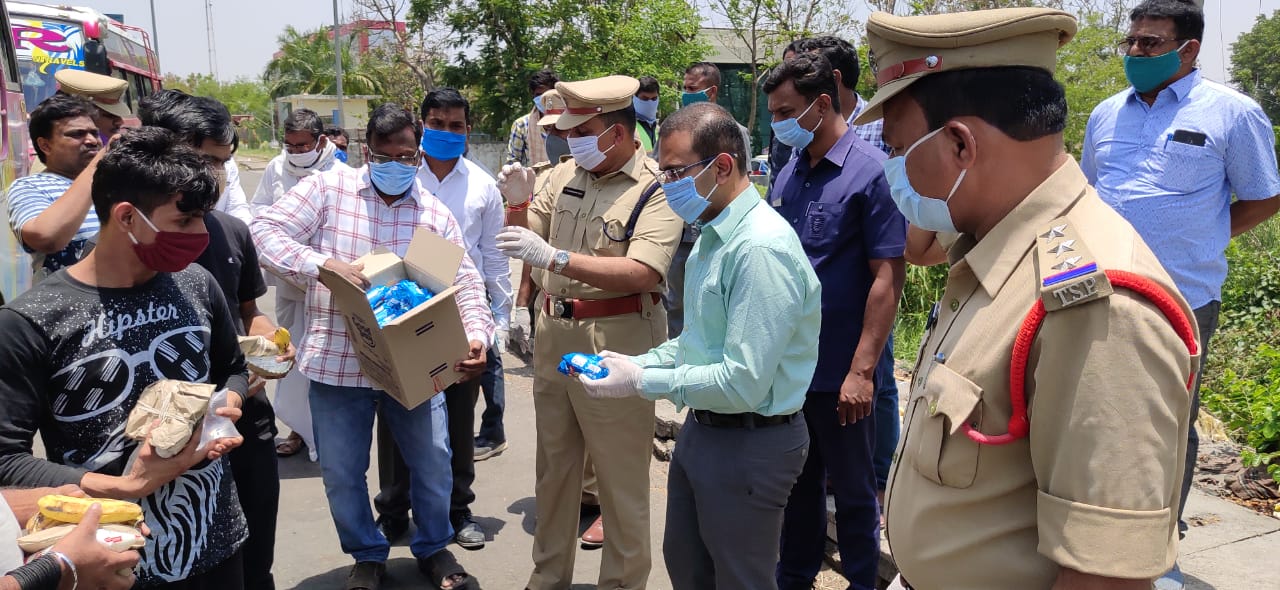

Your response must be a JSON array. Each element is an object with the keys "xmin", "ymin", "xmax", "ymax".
[
  {"xmin": 1056, "ymin": 15, "xmax": 1129, "ymax": 158},
  {"xmin": 165, "ymin": 73, "xmax": 275, "ymax": 148},
  {"xmin": 350, "ymin": 0, "xmax": 446, "ymax": 107},
  {"xmin": 262, "ymin": 25, "xmax": 381, "ymax": 99},
  {"xmin": 1231, "ymin": 10, "xmax": 1280, "ymax": 131}
]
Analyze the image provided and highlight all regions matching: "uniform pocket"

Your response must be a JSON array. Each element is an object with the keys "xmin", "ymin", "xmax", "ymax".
[
  {"xmin": 800, "ymin": 201, "xmax": 847, "ymax": 250},
  {"xmin": 590, "ymin": 209, "xmax": 629, "ymax": 257},
  {"xmin": 1156, "ymin": 139, "xmax": 1222, "ymax": 193},
  {"xmin": 905, "ymin": 362, "xmax": 983, "ymax": 488},
  {"xmin": 551, "ymin": 198, "xmax": 581, "ymax": 244}
]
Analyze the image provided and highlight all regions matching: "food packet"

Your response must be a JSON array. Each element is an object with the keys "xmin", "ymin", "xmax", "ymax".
[
  {"xmin": 197, "ymin": 389, "xmax": 239, "ymax": 453},
  {"xmin": 238, "ymin": 329, "xmax": 293, "ymax": 378},
  {"xmin": 557, "ymin": 353, "xmax": 610, "ymax": 380},
  {"xmin": 366, "ymin": 279, "xmax": 434, "ymax": 327},
  {"xmin": 124, "ymin": 380, "xmax": 213, "ymax": 458}
]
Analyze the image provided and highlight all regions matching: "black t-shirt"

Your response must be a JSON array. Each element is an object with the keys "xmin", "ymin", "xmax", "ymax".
[
  {"xmin": 0, "ymin": 268, "xmax": 249, "ymax": 584},
  {"xmin": 194, "ymin": 211, "xmax": 276, "ymax": 441}
]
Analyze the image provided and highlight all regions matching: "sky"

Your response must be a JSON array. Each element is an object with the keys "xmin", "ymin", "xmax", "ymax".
[{"xmin": 52, "ymin": 0, "xmax": 1280, "ymax": 85}]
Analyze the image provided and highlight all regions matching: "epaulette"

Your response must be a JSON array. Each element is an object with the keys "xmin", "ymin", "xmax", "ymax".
[
  {"xmin": 641, "ymin": 158, "xmax": 662, "ymax": 179},
  {"xmin": 1035, "ymin": 217, "xmax": 1113, "ymax": 311}
]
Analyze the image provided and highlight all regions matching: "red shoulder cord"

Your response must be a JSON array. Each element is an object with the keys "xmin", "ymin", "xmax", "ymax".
[{"xmin": 961, "ymin": 270, "xmax": 1200, "ymax": 446}]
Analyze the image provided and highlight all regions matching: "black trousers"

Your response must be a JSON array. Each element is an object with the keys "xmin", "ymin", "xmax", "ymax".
[
  {"xmin": 230, "ymin": 396, "xmax": 279, "ymax": 590},
  {"xmin": 375, "ymin": 378, "xmax": 481, "ymax": 527},
  {"xmin": 136, "ymin": 549, "xmax": 244, "ymax": 589}
]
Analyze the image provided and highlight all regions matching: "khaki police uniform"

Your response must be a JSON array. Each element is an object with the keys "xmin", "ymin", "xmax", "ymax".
[
  {"xmin": 55, "ymin": 69, "xmax": 132, "ymax": 119},
  {"xmin": 524, "ymin": 75, "xmax": 683, "ymax": 590},
  {"xmin": 856, "ymin": 9, "xmax": 1201, "ymax": 589}
]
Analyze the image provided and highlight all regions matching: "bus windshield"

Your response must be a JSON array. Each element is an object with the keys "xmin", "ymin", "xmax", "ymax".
[{"xmin": 10, "ymin": 16, "xmax": 83, "ymax": 108}]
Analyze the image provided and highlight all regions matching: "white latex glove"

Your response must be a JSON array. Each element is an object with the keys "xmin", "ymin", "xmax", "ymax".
[
  {"xmin": 493, "ymin": 329, "xmax": 508, "ymax": 356},
  {"xmin": 578, "ymin": 355, "xmax": 644, "ymax": 399},
  {"xmin": 497, "ymin": 225, "xmax": 556, "ymax": 270},
  {"xmin": 498, "ymin": 163, "xmax": 537, "ymax": 206},
  {"xmin": 508, "ymin": 307, "xmax": 533, "ymax": 359}
]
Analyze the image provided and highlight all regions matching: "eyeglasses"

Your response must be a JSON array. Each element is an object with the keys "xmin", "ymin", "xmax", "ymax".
[
  {"xmin": 1116, "ymin": 34, "xmax": 1184, "ymax": 55},
  {"xmin": 658, "ymin": 155, "xmax": 717, "ymax": 184},
  {"xmin": 366, "ymin": 150, "xmax": 422, "ymax": 165},
  {"xmin": 283, "ymin": 137, "xmax": 319, "ymax": 153}
]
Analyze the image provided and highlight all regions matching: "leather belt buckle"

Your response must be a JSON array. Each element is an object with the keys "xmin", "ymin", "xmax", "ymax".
[{"xmin": 548, "ymin": 295, "xmax": 574, "ymax": 319}]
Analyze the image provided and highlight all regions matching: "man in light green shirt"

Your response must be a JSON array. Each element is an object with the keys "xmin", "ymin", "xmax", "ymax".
[{"xmin": 580, "ymin": 102, "xmax": 821, "ymax": 589}]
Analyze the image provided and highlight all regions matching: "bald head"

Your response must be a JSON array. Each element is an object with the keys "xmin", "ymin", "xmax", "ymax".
[{"xmin": 659, "ymin": 102, "xmax": 747, "ymax": 176}]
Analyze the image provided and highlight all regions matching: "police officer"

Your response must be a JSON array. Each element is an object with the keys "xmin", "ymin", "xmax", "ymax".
[
  {"xmin": 55, "ymin": 69, "xmax": 131, "ymax": 141},
  {"xmin": 860, "ymin": 7, "xmax": 1200, "ymax": 589},
  {"xmin": 497, "ymin": 75, "xmax": 682, "ymax": 590}
]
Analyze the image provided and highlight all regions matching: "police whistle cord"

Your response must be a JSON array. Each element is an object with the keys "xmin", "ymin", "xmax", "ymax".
[{"xmin": 963, "ymin": 270, "xmax": 1200, "ymax": 446}]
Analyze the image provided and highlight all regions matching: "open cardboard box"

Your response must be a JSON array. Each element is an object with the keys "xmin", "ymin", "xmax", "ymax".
[{"xmin": 318, "ymin": 229, "xmax": 468, "ymax": 410}]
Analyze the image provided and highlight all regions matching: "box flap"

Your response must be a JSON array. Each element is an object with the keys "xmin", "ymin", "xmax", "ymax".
[
  {"xmin": 404, "ymin": 229, "xmax": 464, "ymax": 292},
  {"xmin": 357, "ymin": 249, "xmax": 409, "ymax": 288}
]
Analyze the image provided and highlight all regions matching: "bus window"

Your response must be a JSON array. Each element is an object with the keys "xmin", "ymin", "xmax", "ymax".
[
  {"xmin": 0, "ymin": 12, "xmax": 18, "ymax": 86},
  {"xmin": 130, "ymin": 71, "xmax": 150, "ymax": 103}
]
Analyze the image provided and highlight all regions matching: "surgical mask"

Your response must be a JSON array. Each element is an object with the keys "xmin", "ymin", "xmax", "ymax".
[
  {"xmin": 568, "ymin": 125, "xmax": 617, "ymax": 171},
  {"xmin": 1123, "ymin": 41, "xmax": 1188, "ymax": 93},
  {"xmin": 128, "ymin": 209, "xmax": 210, "ymax": 273},
  {"xmin": 420, "ymin": 127, "xmax": 467, "ymax": 161},
  {"xmin": 633, "ymin": 97, "xmax": 659, "ymax": 123},
  {"xmin": 770, "ymin": 101, "xmax": 822, "ymax": 150},
  {"xmin": 368, "ymin": 160, "xmax": 418, "ymax": 196},
  {"xmin": 534, "ymin": 95, "xmax": 546, "ymax": 114},
  {"xmin": 881, "ymin": 127, "xmax": 965, "ymax": 233},
  {"xmin": 661, "ymin": 156, "xmax": 720, "ymax": 224},
  {"xmin": 285, "ymin": 147, "xmax": 321, "ymax": 169},
  {"xmin": 681, "ymin": 89, "xmax": 709, "ymax": 107},
  {"xmin": 545, "ymin": 135, "xmax": 571, "ymax": 163}
]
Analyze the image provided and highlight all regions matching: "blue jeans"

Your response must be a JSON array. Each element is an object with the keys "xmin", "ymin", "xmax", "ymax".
[
  {"xmin": 872, "ymin": 332, "xmax": 899, "ymax": 491},
  {"xmin": 309, "ymin": 381, "xmax": 453, "ymax": 562},
  {"xmin": 477, "ymin": 347, "xmax": 506, "ymax": 444}
]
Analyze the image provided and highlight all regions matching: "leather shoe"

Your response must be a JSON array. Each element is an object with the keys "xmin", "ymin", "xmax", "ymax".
[
  {"xmin": 454, "ymin": 515, "xmax": 486, "ymax": 549},
  {"xmin": 376, "ymin": 514, "xmax": 409, "ymax": 544},
  {"xmin": 580, "ymin": 515, "xmax": 604, "ymax": 548}
]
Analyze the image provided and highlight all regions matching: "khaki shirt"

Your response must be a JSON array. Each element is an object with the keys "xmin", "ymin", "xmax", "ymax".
[
  {"xmin": 527, "ymin": 147, "xmax": 682, "ymax": 300},
  {"xmin": 886, "ymin": 159, "xmax": 1198, "ymax": 588}
]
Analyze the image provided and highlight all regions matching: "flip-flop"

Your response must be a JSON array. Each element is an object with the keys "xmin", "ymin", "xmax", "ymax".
[
  {"xmin": 275, "ymin": 432, "xmax": 305, "ymax": 457},
  {"xmin": 418, "ymin": 549, "xmax": 480, "ymax": 590}
]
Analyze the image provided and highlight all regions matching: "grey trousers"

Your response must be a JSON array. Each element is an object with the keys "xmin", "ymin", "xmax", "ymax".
[
  {"xmin": 1179, "ymin": 301, "xmax": 1221, "ymax": 537},
  {"xmin": 664, "ymin": 414, "xmax": 809, "ymax": 590}
]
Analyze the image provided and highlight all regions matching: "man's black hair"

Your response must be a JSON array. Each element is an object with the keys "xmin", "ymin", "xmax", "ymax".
[
  {"xmin": 529, "ymin": 69, "xmax": 559, "ymax": 94},
  {"xmin": 599, "ymin": 106, "xmax": 637, "ymax": 136},
  {"xmin": 684, "ymin": 62, "xmax": 721, "ymax": 87},
  {"xmin": 1131, "ymin": 0, "xmax": 1204, "ymax": 42},
  {"xmin": 323, "ymin": 126, "xmax": 349, "ymax": 140},
  {"xmin": 365, "ymin": 103, "xmax": 422, "ymax": 145},
  {"xmin": 421, "ymin": 87, "xmax": 471, "ymax": 126},
  {"xmin": 906, "ymin": 66, "xmax": 1067, "ymax": 141},
  {"xmin": 92, "ymin": 126, "xmax": 219, "ymax": 223},
  {"xmin": 762, "ymin": 53, "xmax": 841, "ymax": 115},
  {"xmin": 28, "ymin": 94, "xmax": 97, "ymax": 163},
  {"xmin": 783, "ymin": 38, "xmax": 810, "ymax": 58},
  {"xmin": 138, "ymin": 91, "xmax": 237, "ymax": 149},
  {"xmin": 799, "ymin": 36, "xmax": 860, "ymax": 91},
  {"xmin": 660, "ymin": 102, "xmax": 747, "ymax": 174},
  {"xmin": 637, "ymin": 76, "xmax": 660, "ymax": 95},
  {"xmin": 284, "ymin": 108, "xmax": 324, "ymax": 138}
]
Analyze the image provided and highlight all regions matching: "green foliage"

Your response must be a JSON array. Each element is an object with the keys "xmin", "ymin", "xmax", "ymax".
[
  {"xmin": 411, "ymin": 0, "xmax": 706, "ymax": 136},
  {"xmin": 1203, "ymin": 345, "xmax": 1280, "ymax": 483},
  {"xmin": 263, "ymin": 26, "xmax": 382, "ymax": 99},
  {"xmin": 1230, "ymin": 10, "xmax": 1280, "ymax": 130},
  {"xmin": 895, "ymin": 263, "xmax": 949, "ymax": 361},
  {"xmin": 164, "ymin": 73, "xmax": 274, "ymax": 146},
  {"xmin": 1056, "ymin": 17, "xmax": 1128, "ymax": 158}
]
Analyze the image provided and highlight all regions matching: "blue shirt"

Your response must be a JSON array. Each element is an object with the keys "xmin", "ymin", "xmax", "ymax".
[
  {"xmin": 773, "ymin": 126, "xmax": 906, "ymax": 392},
  {"xmin": 635, "ymin": 185, "xmax": 822, "ymax": 416},
  {"xmin": 1082, "ymin": 70, "xmax": 1280, "ymax": 308},
  {"xmin": 5, "ymin": 172, "xmax": 99, "ymax": 279}
]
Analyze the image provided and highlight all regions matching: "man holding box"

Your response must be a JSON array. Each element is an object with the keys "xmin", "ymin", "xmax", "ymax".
[{"xmin": 252, "ymin": 104, "xmax": 492, "ymax": 590}]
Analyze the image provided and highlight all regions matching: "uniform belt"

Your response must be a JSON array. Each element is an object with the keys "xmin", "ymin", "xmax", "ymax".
[
  {"xmin": 543, "ymin": 292, "xmax": 660, "ymax": 320},
  {"xmin": 691, "ymin": 410, "xmax": 797, "ymax": 429}
]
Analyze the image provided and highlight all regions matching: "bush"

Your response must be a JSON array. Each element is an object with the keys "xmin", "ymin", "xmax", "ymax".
[
  {"xmin": 1202, "ymin": 345, "xmax": 1280, "ymax": 481},
  {"xmin": 894, "ymin": 263, "xmax": 949, "ymax": 362}
]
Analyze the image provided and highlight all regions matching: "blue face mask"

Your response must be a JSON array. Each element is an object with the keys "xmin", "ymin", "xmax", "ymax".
[
  {"xmin": 1123, "ymin": 41, "xmax": 1188, "ymax": 93},
  {"xmin": 534, "ymin": 94, "xmax": 546, "ymax": 114},
  {"xmin": 420, "ymin": 127, "xmax": 467, "ymax": 161},
  {"xmin": 680, "ymin": 89, "xmax": 710, "ymax": 107},
  {"xmin": 334, "ymin": 149, "xmax": 348, "ymax": 163},
  {"xmin": 770, "ymin": 101, "xmax": 821, "ymax": 150},
  {"xmin": 633, "ymin": 96, "xmax": 659, "ymax": 123},
  {"xmin": 881, "ymin": 127, "xmax": 965, "ymax": 233},
  {"xmin": 661, "ymin": 156, "xmax": 720, "ymax": 224},
  {"xmin": 368, "ymin": 160, "xmax": 419, "ymax": 196}
]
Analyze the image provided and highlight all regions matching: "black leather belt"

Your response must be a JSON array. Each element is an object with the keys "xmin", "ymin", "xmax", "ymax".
[{"xmin": 691, "ymin": 410, "xmax": 798, "ymax": 429}]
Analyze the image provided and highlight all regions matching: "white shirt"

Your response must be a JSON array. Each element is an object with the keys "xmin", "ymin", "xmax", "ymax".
[
  {"xmin": 417, "ymin": 157, "xmax": 513, "ymax": 332},
  {"xmin": 214, "ymin": 158, "xmax": 254, "ymax": 225},
  {"xmin": 251, "ymin": 153, "xmax": 352, "ymax": 299},
  {"xmin": 0, "ymin": 494, "xmax": 24, "ymax": 573}
]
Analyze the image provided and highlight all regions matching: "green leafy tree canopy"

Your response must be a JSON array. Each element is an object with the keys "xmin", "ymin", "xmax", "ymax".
[{"xmin": 1231, "ymin": 10, "xmax": 1280, "ymax": 131}]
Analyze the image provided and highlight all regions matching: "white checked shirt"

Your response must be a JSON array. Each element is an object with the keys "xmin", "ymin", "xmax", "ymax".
[
  {"xmin": 251, "ymin": 164, "xmax": 495, "ymax": 388},
  {"xmin": 417, "ymin": 157, "xmax": 513, "ymax": 332}
]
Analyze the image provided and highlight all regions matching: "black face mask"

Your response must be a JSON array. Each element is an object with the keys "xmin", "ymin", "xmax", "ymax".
[{"xmin": 545, "ymin": 135, "xmax": 570, "ymax": 163}]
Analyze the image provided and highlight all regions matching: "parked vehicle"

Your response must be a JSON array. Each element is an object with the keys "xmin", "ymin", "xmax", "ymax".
[{"xmin": 0, "ymin": 2, "xmax": 32, "ymax": 304}]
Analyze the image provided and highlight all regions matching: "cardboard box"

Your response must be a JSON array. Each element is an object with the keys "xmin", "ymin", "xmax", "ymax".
[{"xmin": 318, "ymin": 229, "xmax": 468, "ymax": 409}]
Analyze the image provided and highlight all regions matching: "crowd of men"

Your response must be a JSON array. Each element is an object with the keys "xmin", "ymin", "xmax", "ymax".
[{"xmin": 0, "ymin": 0, "xmax": 1275, "ymax": 589}]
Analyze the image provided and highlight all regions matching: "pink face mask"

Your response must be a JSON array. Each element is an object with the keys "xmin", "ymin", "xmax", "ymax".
[{"xmin": 127, "ymin": 209, "xmax": 210, "ymax": 273}]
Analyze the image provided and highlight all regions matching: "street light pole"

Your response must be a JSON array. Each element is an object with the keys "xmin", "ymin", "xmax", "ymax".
[
  {"xmin": 333, "ymin": 0, "xmax": 345, "ymax": 132},
  {"xmin": 148, "ymin": 0, "xmax": 158, "ymax": 55}
]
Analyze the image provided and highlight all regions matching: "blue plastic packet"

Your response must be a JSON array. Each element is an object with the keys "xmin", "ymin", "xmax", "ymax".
[
  {"xmin": 366, "ymin": 279, "xmax": 434, "ymax": 327},
  {"xmin": 558, "ymin": 353, "xmax": 609, "ymax": 380}
]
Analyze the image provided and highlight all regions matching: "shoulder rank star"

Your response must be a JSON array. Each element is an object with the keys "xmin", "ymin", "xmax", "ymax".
[
  {"xmin": 1051, "ymin": 256, "xmax": 1082, "ymax": 271},
  {"xmin": 1039, "ymin": 224, "xmax": 1067, "ymax": 241},
  {"xmin": 1047, "ymin": 239, "xmax": 1076, "ymax": 256}
]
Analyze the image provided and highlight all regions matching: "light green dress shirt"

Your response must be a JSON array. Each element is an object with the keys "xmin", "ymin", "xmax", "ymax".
[{"xmin": 634, "ymin": 184, "xmax": 822, "ymax": 415}]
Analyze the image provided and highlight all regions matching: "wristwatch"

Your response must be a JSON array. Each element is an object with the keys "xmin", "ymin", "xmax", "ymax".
[{"xmin": 551, "ymin": 250, "xmax": 570, "ymax": 274}]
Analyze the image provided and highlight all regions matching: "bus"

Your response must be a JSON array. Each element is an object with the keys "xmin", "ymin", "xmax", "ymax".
[
  {"xmin": 7, "ymin": 2, "xmax": 161, "ymax": 122},
  {"xmin": 0, "ymin": 2, "xmax": 33, "ymax": 304}
]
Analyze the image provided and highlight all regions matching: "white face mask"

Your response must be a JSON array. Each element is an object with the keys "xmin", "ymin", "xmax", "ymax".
[
  {"xmin": 568, "ymin": 125, "xmax": 618, "ymax": 170},
  {"xmin": 285, "ymin": 148, "xmax": 321, "ymax": 169}
]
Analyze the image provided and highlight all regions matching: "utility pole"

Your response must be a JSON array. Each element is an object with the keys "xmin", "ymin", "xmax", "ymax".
[
  {"xmin": 205, "ymin": 0, "xmax": 218, "ymax": 79},
  {"xmin": 333, "ymin": 0, "xmax": 345, "ymax": 131},
  {"xmin": 148, "ymin": 0, "xmax": 158, "ymax": 55}
]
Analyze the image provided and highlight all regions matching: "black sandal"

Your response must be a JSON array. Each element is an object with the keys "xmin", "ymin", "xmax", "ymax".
[
  {"xmin": 418, "ymin": 549, "xmax": 480, "ymax": 590},
  {"xmin": 345, "ymin": 561, "xmax": 385, "ymax": 590}
]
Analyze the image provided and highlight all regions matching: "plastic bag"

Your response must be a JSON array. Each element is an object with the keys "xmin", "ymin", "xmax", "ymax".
[
  {"xmin": 558, "ymin": 353, "xmax": 610, "ymax": 380},
  {"xmin": 197, "ymin": 389, "xmax": 239, "ymax": 453},
  {"xmin": 366, "ymin": 279, "xmax": 434, "ymax": 327}
]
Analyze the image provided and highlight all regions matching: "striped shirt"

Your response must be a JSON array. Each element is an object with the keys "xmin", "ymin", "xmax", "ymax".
[
  {"xmin": 251, "ymin": 165, "xmax": 495, "ymax": 388},
  {"xmin": 5, "ymin": 172, "xmax": 98, "ymax": 279}
]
